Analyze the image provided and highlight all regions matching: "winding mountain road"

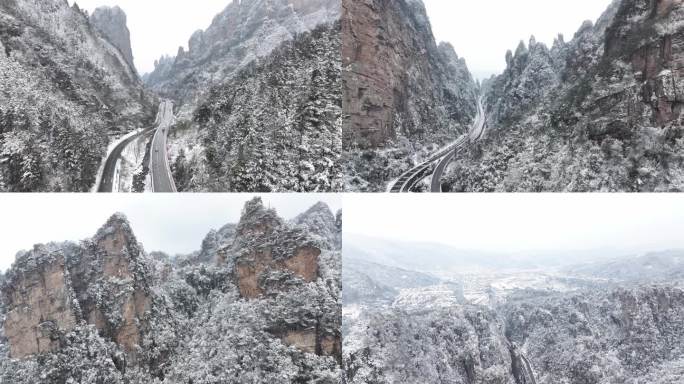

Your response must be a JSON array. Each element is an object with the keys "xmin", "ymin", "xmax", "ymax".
[
  {"xmin": 150, "ymin": 100, "xmax": 177, "ymax": 193},
  {"xmin": 97, "ymin": 100, "xmax": 176, "ymax": 193},
  {"xmin": 431, "ymin": 97, "xmax": 486, "ymax": 192},
  {"xmin": 98, "ymin": 129, "xmax": 148, "ymax": 192},
  {"xmin": 389, "ymin": 97, "xmax": 486, "ymax": 193}
]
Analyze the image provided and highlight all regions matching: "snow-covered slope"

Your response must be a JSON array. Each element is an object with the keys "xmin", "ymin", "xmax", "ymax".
[
  {"xmin": 444, "ymin": 0, "xmax": 684, "ymax": 192},
  {"xmin": 146, "ymin": 0, "xmax": 340, "ymax": 110},
  {"xmin": 168, "ymin": 22, "xmax": 342, "ymax": 192},
  {"xmin": 0, "ymin": 199, "xmax": 342, "ymax": 383},
  {"xmin": 0, "ymin": 0, "xmax": 155, "ymax": 191}
]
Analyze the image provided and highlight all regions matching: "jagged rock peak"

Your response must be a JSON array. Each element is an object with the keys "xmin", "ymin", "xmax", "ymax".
[
  {"xmin": 217, "ymin": 198, "xmax": 323, "ymax": 300},
  {"xmin": 193, "ymin": 223, "xmax": 237, "ymax": 265},
  {"xmin": 514, "ymin": 40, "xmax": 528, "ymax": 57},
  {"xmin": 1, "ymin": 213, "xmax": 151, "ymax": 360},
  {"xmin": 90, "ymin": 5, "xmax": 135, "ymax": 71},
  {"xmin": 293, "ymin": 201, "xmax": 340, "ymax": 249},
  {"xmin": 236, "ymin": 197, "xmax": 284, "ymax": 237},
  {"xmin": 297, "ymin": 201, "xmax": 335, "ymax": 220},
  {"xmin": 93, "ymin": 212, "xmax": 136, "ymax": 242},
  {"xmin": 146, "ymin": 0, "xmax": 340, "ymax": 103}
]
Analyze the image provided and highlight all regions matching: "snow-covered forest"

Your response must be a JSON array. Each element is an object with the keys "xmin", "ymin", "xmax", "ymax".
[
  {"xmin": 0, "ymin": 0, "xmax": 342, "ymax": 192},
  {"xmin": 171, "ymin": 23, "xmax": 342, "ymax": 192},
  {"xmin": 442, "ymin": 0, "xmax": 684, "ymax": 192},
  {"xmin": 0, "ymin": 0, "xmax": 154, "ymax": 192}
]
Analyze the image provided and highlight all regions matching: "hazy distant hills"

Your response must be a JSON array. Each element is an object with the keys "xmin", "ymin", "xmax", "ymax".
[
  {"xmin": 344, "ymin": 234, "xmax": 635, "ymax": 272},
  {"xmin": 564, "ymin": 249, "xmax": 684, "ymax": 282}
]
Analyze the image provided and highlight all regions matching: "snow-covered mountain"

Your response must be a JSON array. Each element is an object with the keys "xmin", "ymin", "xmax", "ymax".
[
  {"xmin": 144, "ymin": 0, "xmax": 343, "ymax": 192},
  {"xmin": 168, "ymin": 22, "xmax": 342, "ymax": 192},
  {"xmin": 342, "ymin": 0, "xmax": 479, "ymax": 192},
  {"xmin": 343, "ymin": 241, "xmax": 684, "ymax": 383},
  {"xmin": 1, "ymin": 0, "xmax": 342, "ymax": 192},
  {"xmin": 90, "ymin": 5, "xmax": 135, "ymax": 71},
  {"xmin": 0, "ymin": 199, "xmax": 342, "ymax": 383},
  {"xmin": 146, "ymin": 0, "xmax": 339, "ymax": 109},
  {"xmin": 0, "ymin": 0, "xmax": 155, "ymax": 192},
  {"xmin": 293, "ymin": 201, "xmax": 342, "ymax": 249},
  {"xmin": 564, "ymin": 249, "xmax": 684, "ymax": 282},
  {"xmin": 443, "ymin": 0, "xmax": 684, "ymax": 192}
]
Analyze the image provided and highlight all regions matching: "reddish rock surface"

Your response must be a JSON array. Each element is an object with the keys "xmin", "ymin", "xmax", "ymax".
[
  {"xmin": 2, "ymin": 252, "xmax": 76, "ymax": 359},
  {"xmin": 342, "ymin": 0, "xmax": 478, "ymax": 149},
  {"xmin": 1, "ymin": 214, "xmax": 151, "ymax": 360}
]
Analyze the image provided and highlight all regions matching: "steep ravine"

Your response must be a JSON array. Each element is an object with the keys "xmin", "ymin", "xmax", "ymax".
[{"xmin": 343, "ymin": 285, "xmax": 684, "ymax": 383}]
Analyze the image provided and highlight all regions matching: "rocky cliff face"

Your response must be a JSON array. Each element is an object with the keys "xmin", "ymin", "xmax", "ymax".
[
  {"xmin": 444, "ymin": 0, "xmax": 684, "ymax": 192},
  {"xmin": 145, "ymin": 0, "xmax": 340, "ymax": 108},
  {"xmin": 90, "ymin": 6, "xmax": 135, "ymax": 71},
  {"xmin": 0, "ymin": 201, "xmax": 342, "ymax": 383},
  {"xmin": 293, "ymin": 201, "xmax": 341, "ymax": 249},
  {"xmin": 213, "ymin": 198, "xmax": 341, "ymax": 359},
  {"xmin": 1, "ymin": 214, "xmax": 150, "ymax": 360},
  {"xmin": 0, "ymin": 0, "xmax": 155, "ymax": 192},
  {"xmin": 502, "ymin": 285, "xmax": 684, "ymax": 383},
  {"xmin": 342, "ymin": 0, "xmax": 479, "ymax": 192},
  {"xmin": 2, "ymin": 247, "xmax": 76, "ymax": 359},
  {"xmin": 219, "ymin": 197, "xmax": 322, "ymax": 299}
]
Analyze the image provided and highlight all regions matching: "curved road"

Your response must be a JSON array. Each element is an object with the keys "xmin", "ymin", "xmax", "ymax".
[
  {"xmin": 150, "ymin": 100, "xmax": 177, "ymax": 193},
  {"xmin": 98, "ymin": 129, "xmax": 149, "ymax": 192},
  {"xmin": 97, "ymin": 100, "xmax": 176, "ymax": 193},
  {"xmin": 389, "ymin": 97, "xmax": 486, "ymax": 193},
  {"xmin": 430, "ymin": 97, "xmax": 486, "ymax": 192}
]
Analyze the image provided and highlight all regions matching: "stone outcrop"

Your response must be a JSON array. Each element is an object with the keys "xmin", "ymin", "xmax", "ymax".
[
  {"xmin": 1, "ymin": 214, "xmax": 151, "ymax": 359},
  {"xmin": 91, "ymin": 6, "xmax": 135, "ymax": 71},
  {"xmin": 293, "ymin": 201, "xmax": 341, "ymax": 249},
  {"xmin": 342, "ymin": 0, "xmax": 478, "ymax": 149},
  {"xmin": 145, "ymin": 0, "xmax": 340, "ymax": 107},
  {"xmin": 1, "ymin": 247, "xmax": 76, "ymax": 358},
  {"xmin": 0, "ymin": 204, "xmax": 342, "ymax": 382},
  {"xmin": 275, "ymin": 326, "xmax": 341, "ymax": 358},
  {"xmin": 235, "ymin": 245, "xmax": 320, "ymax": 299},
  {"xmin": 216, "ymin": 198, "xmax": 339, "ymax": 357},
  {"xmin": 278, "ymin": 328, "xmax": 317, "ymax": 353},
  {"xmin": 219, "ymin": 197, "xmax": 321, "ymax": 299}
]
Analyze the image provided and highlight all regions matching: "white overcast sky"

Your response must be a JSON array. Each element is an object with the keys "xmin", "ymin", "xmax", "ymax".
[
  {"xmin": 0, "ymin": 194, "xmax": 341, "ymax": 272},
  {"xmin": 345, "ymin": 194, "xmax": 684, "ymax": 255},
  {"xmin": 422, "ymin": 0, "xmax": 614, "ymax": 79},
  {"xmin": 68, "ymin": 0, "xmax": 229, "ymax": 74}
]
